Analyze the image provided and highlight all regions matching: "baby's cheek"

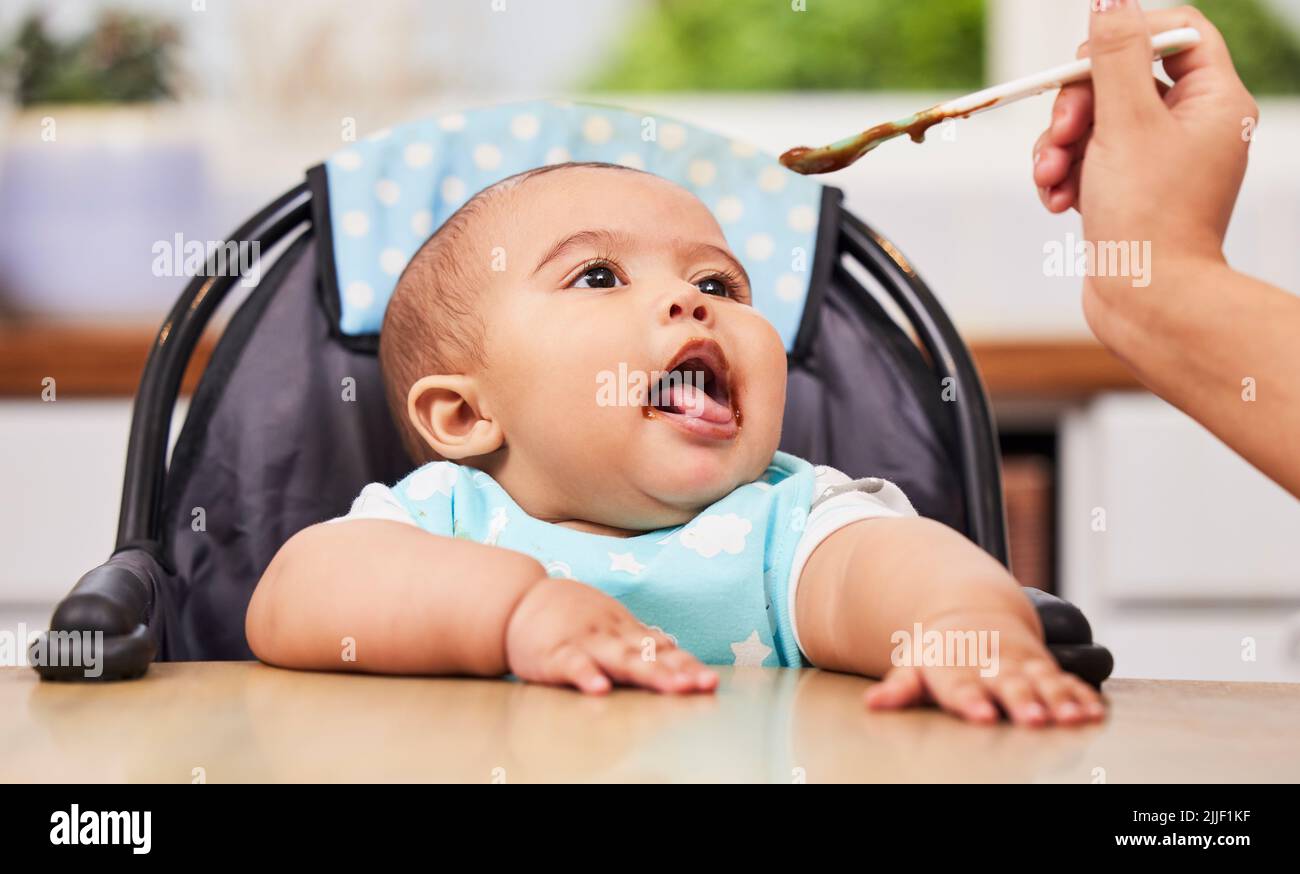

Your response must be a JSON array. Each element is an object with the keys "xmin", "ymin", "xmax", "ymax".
[
  {"xmin": 744, "ymin": 332, "xmax": 788, "ymax": 460},
  {"xmin": 746, "ymin": 326, "xmax": 788, "ymax": 408},
  {"xmin": 751, "ymin": 316, "xmax": 788, "ymax": 372}
]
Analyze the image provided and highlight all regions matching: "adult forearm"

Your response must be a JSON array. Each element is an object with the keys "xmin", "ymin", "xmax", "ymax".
[
  {"xmin": 1084, "ymin": 259, "xmax": 1300, "ymax": 497},
  {"xmin": 246, "ymin": 519, "xmax": 546, "ymax": 675}
]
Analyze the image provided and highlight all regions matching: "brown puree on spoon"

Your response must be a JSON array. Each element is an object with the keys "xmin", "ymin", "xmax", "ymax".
[{"xmin": 780, "ymin": 97, "xmax": 999, "ymax": 175}]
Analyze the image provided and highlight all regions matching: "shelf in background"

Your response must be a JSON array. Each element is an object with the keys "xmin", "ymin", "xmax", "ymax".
[
  {"xmin": 0, "ymin": 323, "xmax": 1142, "ymax": 400},
  {"xmin": 0, "ymin": 323, "xmax": 214, "ymax": 399}
]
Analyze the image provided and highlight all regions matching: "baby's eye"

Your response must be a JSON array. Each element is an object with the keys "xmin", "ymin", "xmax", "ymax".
[
  {"xmin": 696, "ymin": 277, "xmax": 733, "ymax": 298},
  {"xmin": 570, "ymin": 265, "xmax": 623, "ymax": 289}
]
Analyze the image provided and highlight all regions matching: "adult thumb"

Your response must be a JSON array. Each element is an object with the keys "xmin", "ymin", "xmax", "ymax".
[{"xmin": 1088, "ymin": 0, "xmax": 1165, "ymax": 133}]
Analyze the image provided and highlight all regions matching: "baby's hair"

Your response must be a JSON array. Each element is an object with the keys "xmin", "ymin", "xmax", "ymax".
[{"xmin": 380, "ymin": 160, "xmax": 646, "ymax": 464}]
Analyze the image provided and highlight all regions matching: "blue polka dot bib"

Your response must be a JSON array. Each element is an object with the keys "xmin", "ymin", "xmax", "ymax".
[{"xmin": 388, "ymin": 450, "xmax": 818, "ymax": 667}]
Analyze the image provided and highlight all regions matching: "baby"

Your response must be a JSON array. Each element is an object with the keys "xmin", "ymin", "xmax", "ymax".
[{"xmin": 246, "ymin": 161, "xmax": 1104, "ymax": 726}]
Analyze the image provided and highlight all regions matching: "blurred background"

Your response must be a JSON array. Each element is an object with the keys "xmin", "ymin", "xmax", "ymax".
[{"xmin": 1, "ymin": 0, "xmax": 1298, "ymax": 680}]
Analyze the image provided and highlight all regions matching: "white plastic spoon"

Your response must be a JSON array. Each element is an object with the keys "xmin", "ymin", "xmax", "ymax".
[{"xmin": 781, "ymin": 26, "xmax": 1202, "ymax": 174}]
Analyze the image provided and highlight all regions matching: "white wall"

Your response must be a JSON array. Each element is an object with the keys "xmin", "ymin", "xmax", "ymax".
[
  {"xmin": 1061, "ymin": 393, "xmax": 1300, "ymax": 681},
  {"xmin": 0, "ymin": 399, "xmax": 186, "ymax": 634}
]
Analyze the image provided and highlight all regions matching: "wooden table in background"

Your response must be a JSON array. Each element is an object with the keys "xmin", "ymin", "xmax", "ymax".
[{"xmin": 3, "ymin": 663, "xmax": 1297, "ymax": 783}]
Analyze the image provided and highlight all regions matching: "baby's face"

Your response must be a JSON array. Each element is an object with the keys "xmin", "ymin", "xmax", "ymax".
[{"xmin": 477, "ymin": 166, "xmax": 787, "ymax": 531}]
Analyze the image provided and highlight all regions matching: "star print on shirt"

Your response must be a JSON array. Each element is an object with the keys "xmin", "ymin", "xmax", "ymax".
[
  {"xmin": 608, "ymin": 551, "xmax": 645, "ymax": 575},
  {"xmin": 731, "ymin": 630, "xmax": 773, "ymax": 666}
]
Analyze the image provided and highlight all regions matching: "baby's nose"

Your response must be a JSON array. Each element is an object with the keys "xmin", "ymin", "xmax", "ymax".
[{"xmin": 666, "ymin": 288, "xmax": 712, "ymax": 326}]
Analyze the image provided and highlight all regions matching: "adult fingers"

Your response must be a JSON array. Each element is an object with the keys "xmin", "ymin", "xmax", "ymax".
[
  {"xmin": 1141, "ymin": 5, "xmax": 1239, "ymax": 85},
  {"xmin": 1088, "ymin": 0, "xmax": 1166, "ymax": 134},
  {"xmin": 1035, "ymin": 133, "xmax": 1080, "ymax": 191},
  {"xmin": 1050, "ymin": 82, "xmax": 1095, "ymax": 147},
  {"xmin": 1047, "ymin": 128, "xmax": 1090, "ymax": 213}
]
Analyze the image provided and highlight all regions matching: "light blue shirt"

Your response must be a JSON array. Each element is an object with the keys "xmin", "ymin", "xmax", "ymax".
[{"xmin": 337, "ymin": 451, "xmax": 916, "ymax": 668}]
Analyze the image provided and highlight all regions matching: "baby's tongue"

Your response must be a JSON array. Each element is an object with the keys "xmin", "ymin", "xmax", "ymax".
[{"xmin": 662, "ymin": 381, "xmax": 732, "ymax": 424}]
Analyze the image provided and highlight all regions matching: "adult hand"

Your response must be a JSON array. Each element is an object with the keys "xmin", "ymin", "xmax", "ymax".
[
  {"xmin": 1028, "ymin": 3, "xmax": 1300, "ymax": 500},
  {"xmin": 1032, "ymin": 2, "xmax": 1258, "ymax": 295}
]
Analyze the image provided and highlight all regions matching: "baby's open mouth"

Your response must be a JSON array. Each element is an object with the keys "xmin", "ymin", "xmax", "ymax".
[{"xmin": 643, "ymin": 338, "xmax": 739, "ymax": 438}]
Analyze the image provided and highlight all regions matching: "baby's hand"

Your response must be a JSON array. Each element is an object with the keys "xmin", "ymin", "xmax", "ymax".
[
  {"xmin": 863, "ymin": 610, "xmax": 1106, "ymax": 727},
  {"xmin": 504, "ymin": 577, "xmax": 718, "ymax": 695}
]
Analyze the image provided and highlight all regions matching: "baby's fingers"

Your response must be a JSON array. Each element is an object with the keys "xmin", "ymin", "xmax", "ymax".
[
  {"xmin": 866, "ymin": 667, "xmax": 999, "ymax": 724},
  {"xmin": 628, "ymin": 630, "xmax": 719, "ymax": 692},
  {"xmin": 989, "ymin": 674, "xmax": 1050, "ymax": 727},
  {"xmin": 1026, "ymin": 663, "xmax": 1106, "ymax": 724},
  {"xmin": 1031, "ymin": 671, "xmax": 1091, "ymax": 725},
  {"xmin": 1071, "ymin": 676, "xmax": 1107, "ymax": 720},
  {"xmin": 654, "ymin": 646, "xmax": 720, "ymax": 691},
  {"xmin": 550, "ymin": 644, "xmax": 612, "ymax": 695},
  {"xmin": 922, "ymin": 669, "xmax": 1000, "ymax": 724},
  {"xmin": 589, "ymin": 632, "xmax": 714, "ymax": 694},
  {"xmin": 863, "ymin": 666, "xmax": 926, "ymax": 710},
  {"xmin": 639, "ymin": 628, "xmax": 718, "ymax": 690}
]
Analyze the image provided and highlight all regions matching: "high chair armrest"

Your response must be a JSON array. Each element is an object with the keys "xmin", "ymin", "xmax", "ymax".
[
  {"xmin": 33, "ymin": 552, "xmax": 158, "ymax": 682},
  {"xmin": 1023, "ymin": 586, "xmax": 1113, "ymax": 688},
  {"xmin": 1047, "ymin": 644, "xmax": 1114, "ymax": 690},
  {"xmin": 1023, "ymin": 586, "xmax": 1092, "ymax": 644}
]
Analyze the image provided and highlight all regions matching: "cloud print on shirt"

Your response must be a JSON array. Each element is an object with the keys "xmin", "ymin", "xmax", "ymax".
[
  {"xmin": 679, "ymin": 513, "xmax": 752, "ymax": 558},
  {"xmin": 406, "ymin": 462, "xmax": 458, "ymax": 501}
]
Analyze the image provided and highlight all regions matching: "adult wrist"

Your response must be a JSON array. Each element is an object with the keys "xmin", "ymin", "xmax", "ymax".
[{"xmin": 1081, "ymin": 251, "xmax": 1229, "ymax": 354}]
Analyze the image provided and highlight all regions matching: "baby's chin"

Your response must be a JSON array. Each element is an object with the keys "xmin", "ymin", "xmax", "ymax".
[{"xmin": 628, "ymin": 455, "xmax": 752, "ymax": 521}]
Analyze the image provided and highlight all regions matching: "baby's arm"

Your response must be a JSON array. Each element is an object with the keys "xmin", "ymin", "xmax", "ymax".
[
  {"xmin": 794, "ymin": 516, "xmax": 1105, "ymax": 725},
  {"xmin": 246, "ymin": 519, "xmax": 718, "ymax": 693},
  {"xmin": 246, "ymin": 519, "xmax": 543, "ymax": 675}
]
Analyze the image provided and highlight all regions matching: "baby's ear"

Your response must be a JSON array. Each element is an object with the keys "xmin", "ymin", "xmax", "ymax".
[{"xmin": 407, "ymin": 375, "xmax": 504, "ymax": 460}]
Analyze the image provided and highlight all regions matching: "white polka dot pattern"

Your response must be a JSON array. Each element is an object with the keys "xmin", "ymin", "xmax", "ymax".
[{"xmin": 323, "ymin": 99, "xmax": 824, "ymax": 349}]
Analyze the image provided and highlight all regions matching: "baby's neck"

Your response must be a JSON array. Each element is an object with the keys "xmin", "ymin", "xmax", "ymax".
[
  {"xmin": 552, "ymin": 518, "xmax": 640, "ymax": 538},
  {"xmin": 475, "ymin": 455, "xmax": 650, "ymax": 538}
]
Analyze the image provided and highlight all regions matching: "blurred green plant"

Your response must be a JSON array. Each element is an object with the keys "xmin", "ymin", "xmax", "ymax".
[
  {"xmin": 587, "ymin": 0, "xmax": 986, "ymax": 92},
  {"xmin": 1, "ymin": 10, "xmax": 179, "ymax": 106},
  {"xmin": 1195, "ymin": 0, "xmax": 1300, "ymax": 94}
]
